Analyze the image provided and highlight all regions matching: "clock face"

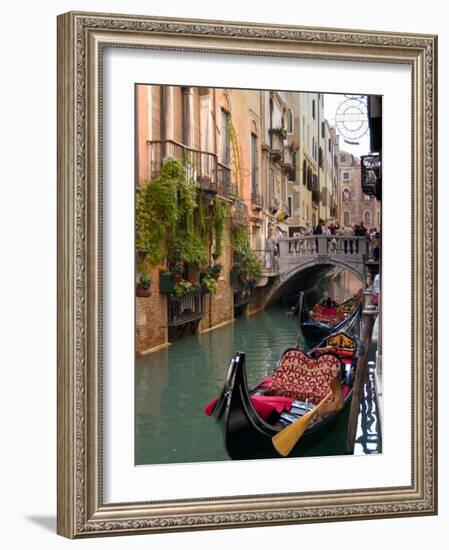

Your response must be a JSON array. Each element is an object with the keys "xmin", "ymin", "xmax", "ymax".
[{"xmin": 335, "ymin": 97, "xmax": 369, "ymax": 142}]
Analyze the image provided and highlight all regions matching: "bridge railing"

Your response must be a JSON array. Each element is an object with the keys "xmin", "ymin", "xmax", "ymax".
[
  {"xmin": 254, "ymin": 249, "xmax": 279, "ymax": 274},
  {"xmin": 278, "ymin": 236, "xmax": 368, "ymax": 259}
]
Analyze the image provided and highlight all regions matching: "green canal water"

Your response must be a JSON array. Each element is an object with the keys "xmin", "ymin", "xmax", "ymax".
[{"xmin": 135, "ymin": 306, "xmax": 381, "ymax": 465}]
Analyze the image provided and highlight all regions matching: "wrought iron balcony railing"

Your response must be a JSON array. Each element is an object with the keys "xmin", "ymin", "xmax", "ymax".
[
  {"xmin": 167, "ymin": 290, "xmax": 204, "ymax": 326},
  {"xmin": 147, "ymin": 139, "xmax": 233, "ymax": 198}
]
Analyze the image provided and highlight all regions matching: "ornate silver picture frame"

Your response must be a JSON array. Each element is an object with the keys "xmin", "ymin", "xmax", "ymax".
[{"xmin": 57, "ymin": 11, "xmax": 437, "ymax": 538}]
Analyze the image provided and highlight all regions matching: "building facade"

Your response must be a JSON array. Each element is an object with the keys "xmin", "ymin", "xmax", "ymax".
[
  {"xmin": 135, "ymin": 85, "xmax": 369, "ymax": 355},
  {"xmin": 339, "ymin": 151, "xmax": 380, "ymax": 229}
]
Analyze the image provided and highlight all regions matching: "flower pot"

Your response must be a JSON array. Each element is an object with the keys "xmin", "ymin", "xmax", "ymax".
[
  {"xmin": 159, "ymin": 272, "xmax": 175, "ymax": 293},
  {"xmin": 136, "ymin": 287, "xmax": 152, "ymax": 298}
]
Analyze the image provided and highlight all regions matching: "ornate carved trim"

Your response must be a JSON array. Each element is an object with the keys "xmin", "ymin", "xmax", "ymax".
[{"xmin": 57, "ymin": 11, "xmax": 437, "ymax": 538}]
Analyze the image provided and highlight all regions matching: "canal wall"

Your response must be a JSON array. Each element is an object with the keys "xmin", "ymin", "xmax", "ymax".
[{"xmin": 136, "ymin": 264, "xmax": 168, "ymax": 354}]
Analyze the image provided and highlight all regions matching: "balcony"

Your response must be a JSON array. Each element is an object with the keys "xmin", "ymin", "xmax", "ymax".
[
  {"xmin": 147, "ymin": 140, "xmax": 232, "ymax": 198},
  {"xmin": 167, "ymin": 290, "xmax": 204, "ymax": 327},
  {"xmin": 269, "ymin": 130, "xmax": 286, "ymax": 163}
]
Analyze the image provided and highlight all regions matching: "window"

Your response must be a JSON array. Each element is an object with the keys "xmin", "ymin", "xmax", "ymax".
[
  {"xmin": 318, "ymin": 147, "xmax": 323, "ymax": 168},
  {"xmin": 343, "ymin": 211, "xmax": 350, "ymax": 226},
  {"xmin": 251, "ymin": 132, "xmax": 258, "ymax": 193},
  {"xmin": 328, "ymin": 138, "xmax": 332, "ymax": 153},
  {"xmin": 220, "ymin": 108, "xmax": 231, "ymax": 166},
  {"xmin": 342, "ymin": 188, "xmax": 350, "ymax": 202},
  {"xmin": 302, "ymin": 159, "xmax": 307, "ymax": 186},
  {"xmin": 321, "ymin": 121, "xmax": 325, "ymax": 138},
  {"xmin": 312, "ymin": 99, "xmax": 316, "ymax": 119},
  {"xmin": 287, "ymin": 196, "xmax": 292, "ymax": 217},
  {"xmin": 340, "ymin": 153, "xmax": 347, "ymax": 162},
  {"xmin": 287, "ymin": 108, "xmax": 293, "ymax": 134},
  {"xmin": 343, "ymin": 171, "xmax": 350, "ymax": 180},
  {"xmin": 364, "ymin": 211, "xmax": 371, "ymax": 226}
]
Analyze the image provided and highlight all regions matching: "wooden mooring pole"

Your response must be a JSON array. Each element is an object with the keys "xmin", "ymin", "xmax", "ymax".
[{"xmin": 345, "ymin": 302, "xmax": 378, "ymax": 454}]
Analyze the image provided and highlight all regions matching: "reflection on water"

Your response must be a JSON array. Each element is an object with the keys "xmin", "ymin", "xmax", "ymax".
[{"xmin": 136, "ymin": 305, "xmax": 381, "ymax": 465}]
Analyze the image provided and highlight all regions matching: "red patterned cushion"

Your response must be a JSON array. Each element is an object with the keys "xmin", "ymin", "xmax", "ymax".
[{"xmin": 266, "ymin": 350, "xmax": 340, "ymax": 404}]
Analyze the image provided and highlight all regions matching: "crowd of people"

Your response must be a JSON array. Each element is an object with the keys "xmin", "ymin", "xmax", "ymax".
[
  {"xmin": 265, "ymin": 218, "xmax": 381, "ymax": 267},
  {"xmin": 300, "ymin": 219, "xmax": 380, "ymax": 260}
]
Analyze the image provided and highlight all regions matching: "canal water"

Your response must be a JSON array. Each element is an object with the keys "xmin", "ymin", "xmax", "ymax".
[{"xmin": 136, "ymin": 291, "xmax": 382, "ymax": 465}]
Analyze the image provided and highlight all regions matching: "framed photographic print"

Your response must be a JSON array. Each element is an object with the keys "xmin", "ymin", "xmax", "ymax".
[{"xmin": 57, "ymin": 11, "xmax": 437, "ymax": 538}]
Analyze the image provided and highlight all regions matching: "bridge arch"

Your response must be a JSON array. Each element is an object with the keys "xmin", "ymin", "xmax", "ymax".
[
  {"xmin": 281, "ymin": 256, "xmax": 364, "ymax": 282},
  {"xmin": 260, "ymin": 235, "xmax": 368, "ymax": 306}
]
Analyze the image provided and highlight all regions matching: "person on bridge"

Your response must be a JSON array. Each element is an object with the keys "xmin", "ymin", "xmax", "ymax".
[
  {"xmin": 305, "ymin": 222, "xmax": 313, "ymax": 236},
  {"xmin": 343, "ymin": 224, "xmax": 354, "ymax": 254},
  {"xmin": 314, "ymin": 219, "xmax": 326, "ymax": 235},
  {"xmin": 355, "ymin": 221, "xmax": 367, "ymax": 236}
]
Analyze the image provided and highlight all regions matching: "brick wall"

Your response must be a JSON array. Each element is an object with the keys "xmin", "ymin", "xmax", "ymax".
[
  {"xmin": 136, "ymin": 265, "xmax": 168, "ymax": 355},
  {"xmin": 199, "ymin": 224, "xmax": 234, "ymax": 332}
]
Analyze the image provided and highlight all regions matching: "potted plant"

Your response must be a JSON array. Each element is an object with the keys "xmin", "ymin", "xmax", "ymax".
[
  {"xmin": 159, "ymin": 268, "xmax": 175, "ymax": 294},
  {"xmin": 172, "ymin": 260, "xmax": 185, "ymax": 283},
  {"xmin": 174, "ymin": 279, "xmax": 194, "ymax": 298},
  {"xmin": 136, "ymin": 273, "xmax": 152, "ymax": 298},
  {"xmin": 209, "ymin": 263, "xmax": 223, "ymax": 281},
  {"xmin": 289, "ymin": 142, "xmax": 300, "ymax": 153},
  {"xmin": 268, "ymin": 126, "xmax": 288, "ymax": 140},
  {"xmin": 201, "ymin": 273, "xmax": 218, "ymax": 295}
]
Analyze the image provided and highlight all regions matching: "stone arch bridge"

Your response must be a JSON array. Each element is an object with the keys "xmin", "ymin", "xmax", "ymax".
[{"xmin": 256, "ymin": 235, "xmax": 371, "ymax": 305}]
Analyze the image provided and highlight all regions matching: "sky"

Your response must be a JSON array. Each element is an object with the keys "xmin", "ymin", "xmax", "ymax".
[{"xmin": 323, "ymin": 93, "xmax": 371, "ymax": 158}]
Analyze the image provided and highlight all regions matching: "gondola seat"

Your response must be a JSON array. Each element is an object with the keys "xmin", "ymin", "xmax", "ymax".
[{"xmin": 265, "ymin": 350, "xmax": 341, "ymax": 405}]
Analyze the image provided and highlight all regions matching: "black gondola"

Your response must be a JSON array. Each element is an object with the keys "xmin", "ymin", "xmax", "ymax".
[
  {"xmin": 206, "ymin": 317, "xmax": 361, "ymax": 460},
  {"xmin": 294, "ymin": 290, "xmax": 362, "ymax": 342}
]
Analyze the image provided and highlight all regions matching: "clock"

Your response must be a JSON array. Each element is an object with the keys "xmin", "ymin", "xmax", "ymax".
[{"xmin": 335, "ymin": 97, "xmax": 369, "ymax": 143}]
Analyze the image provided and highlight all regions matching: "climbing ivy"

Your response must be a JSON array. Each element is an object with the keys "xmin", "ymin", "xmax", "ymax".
[
  {"xmin": 136, "ymin": 158, "xmax": 184, "ymax": 266},
  {"xmin": 228, "ymin": 121, "xmax": 243, "ymax": 195},
  {"xmin": 136, "ymin": 157, "xmax": 230, "ymax": 270},
  {"xmin": 231, "ymin": 225, "xmax": 262, "ymax": 280},
  {"xmin": 212, "ymin": 198, "xmax": 230, "ymax": 257}
]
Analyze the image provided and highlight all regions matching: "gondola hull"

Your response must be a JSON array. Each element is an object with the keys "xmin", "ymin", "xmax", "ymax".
[
  {"xmin": 297, "ymin": 292, "xmax": 361, "ymax": 342},
  {"xmin": 212, "ymin": 328, "xmax": 359, "ymax": 460},
  {"xmin": 213, "ymin": 354, "xmax": 352, "ymax": 460}
]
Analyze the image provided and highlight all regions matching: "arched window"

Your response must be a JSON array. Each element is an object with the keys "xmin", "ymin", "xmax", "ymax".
[
  {"xmin": 342, "ymin": 188, "xmax": 350, "ymax": 202},
  {"xmin": 364, "ymin": 210, "xmax": 371, "ymax": 226},
  {"xmin": 343, "ymin": 211, "xmax": 350, "ymax": 226}
]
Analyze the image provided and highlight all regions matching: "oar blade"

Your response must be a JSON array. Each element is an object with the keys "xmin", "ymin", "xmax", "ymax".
[{"xmin": 272, "ymin": 412, "xmax": 314, "ymax": 457}]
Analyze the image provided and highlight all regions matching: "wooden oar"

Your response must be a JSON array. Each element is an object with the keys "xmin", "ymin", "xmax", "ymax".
[{"xmin": 272, "ymin": 378, "xmax": 343, "ymax": 457}]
